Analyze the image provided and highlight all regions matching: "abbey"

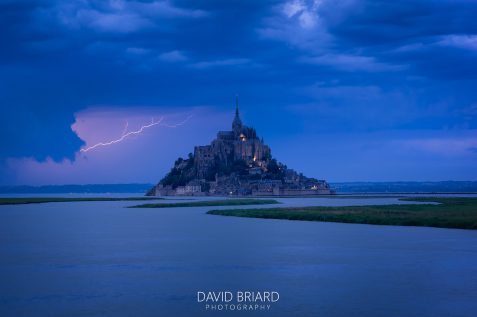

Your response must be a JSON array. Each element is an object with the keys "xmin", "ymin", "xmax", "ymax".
[
  {"xmin": 194, "ymin": 99, "xmax": 271, "ymax": 179},
  {"xmin": 147, "ymin": 98, "xmax": 333, "ymax": 196}
]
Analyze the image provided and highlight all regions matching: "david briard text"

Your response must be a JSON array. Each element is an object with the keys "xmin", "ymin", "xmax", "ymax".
[{"xmin": 197, "ymin": 291, "xmax": 280, "ymax": 311}]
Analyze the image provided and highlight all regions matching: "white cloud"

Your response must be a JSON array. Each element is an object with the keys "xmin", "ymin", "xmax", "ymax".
[
  {"xmin": 158, "ymin": 50, "xmax": 188, "ymax": 62},
  {"xmin": 259, "ymin": 0, "xmax": 401, "ymax": 73},
  {"xmin": 258, "ymin": 0, "xmax": 332, "ymax": 53},
  {"xmin": 190, "ymin": 58, "xmax": 251, "ymax": 69},
  {"xmin": 76, "ymin": 10, "xmax": 153, "ymax": 33},
  {"xmin": 392, "ymin": 35, "xmax": 477, "ymax": 54},
  {"xmin": 300, "ymin": 53, "xmax": 404, "ymax": 72},
  {"xmin": 282, "ymin": 0, "xmax": 322, "ymax": 29},
  {"xmin": 283, "ymin": 0, "xmax": 306, "ymax": 18},
  {"xmin": 439, "ymin": 35, "xmax": 477, "ymax": 51},
  {"xmin": 125, "ymin": 47, "xmax": 151, "ymax": 55},
  {"xmin": 133, "ymin": 0, "xmax": 208, "ymax": 19},
  {"xmin": 298, "ymin": 10, "xmax": 318, "ymax": 29},
  {"xmin": 45, "ymin": 0, "xmax": 208, "ymax": 34}
]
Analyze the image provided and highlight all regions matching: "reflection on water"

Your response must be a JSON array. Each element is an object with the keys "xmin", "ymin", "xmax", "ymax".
[{"xmin": 0, "ymin": 196, "xmax": 476, "ymax": 317}]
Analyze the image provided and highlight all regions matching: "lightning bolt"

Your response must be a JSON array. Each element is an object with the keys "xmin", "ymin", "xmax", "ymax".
[
  {"xmin": 80, "ymin": 114, "xmax": 192, "ymax": 153},
  {"xmin": 121, "ymin": 120, "xmax": 129, "ymax": 136},
  {"xmin": 157, "ymin": 114, "xmax": 192, "ymax": 129}
]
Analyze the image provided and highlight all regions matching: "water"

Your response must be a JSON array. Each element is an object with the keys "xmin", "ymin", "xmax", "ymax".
[{"xmin": 1, "ymin": 196, "xmax": 476, "ymax": 317}]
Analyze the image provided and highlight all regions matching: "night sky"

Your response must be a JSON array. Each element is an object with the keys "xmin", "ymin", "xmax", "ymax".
[{"xmin": 1, "ymin": 0, "xmax": 476, "ymax": 185}]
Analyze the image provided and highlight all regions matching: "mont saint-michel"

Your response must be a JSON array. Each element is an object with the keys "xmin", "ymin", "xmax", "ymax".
[{"xmin": 147, "ymin": 99, "xmax": 333, "ymax": 196}]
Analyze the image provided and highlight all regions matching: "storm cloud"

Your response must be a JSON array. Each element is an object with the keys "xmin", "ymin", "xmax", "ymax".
[{"xmin": 1, "ymin": 0, "xmax": 476, "ymax": 184}]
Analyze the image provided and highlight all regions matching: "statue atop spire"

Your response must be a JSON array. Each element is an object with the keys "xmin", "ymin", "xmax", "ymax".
[{"xmin": 232, "ymin": 94, "xmax": 242, "ymax": 134}]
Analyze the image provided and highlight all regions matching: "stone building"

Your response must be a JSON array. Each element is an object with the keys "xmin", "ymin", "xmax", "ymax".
[
  {"xmin": 193, "ymin": 97, "xmax": 271, "ymax": 178},
  {"xmin": 148, "ymin": 98, "xmax": 333, "ymax": 196}
]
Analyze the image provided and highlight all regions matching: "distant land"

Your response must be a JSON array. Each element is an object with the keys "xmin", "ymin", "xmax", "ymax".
[
  {"xmin": 0, "ymin": 183, "xmax": 153, "ymax": 194},
  {"xmin": 1, "ymin": 181, "xmax": 476, "ymax": 194},
  {"xmin": 332, "ymin": 181, "xmax": 477, "ymax": 193}
]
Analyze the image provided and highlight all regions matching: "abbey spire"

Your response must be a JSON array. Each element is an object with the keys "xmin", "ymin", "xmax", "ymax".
[
  {"xmin": 235, "ymin": 95, "xmax": 239, "ymax": 116},
  {"xmin": 232, "ymin": 95, "xmax": 243, "ymax": 133}
]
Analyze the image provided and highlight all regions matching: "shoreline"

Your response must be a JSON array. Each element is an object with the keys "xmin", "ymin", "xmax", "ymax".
[{"xmin": 207, "ymin": 197, "xmax": 477, "ymax": 230}]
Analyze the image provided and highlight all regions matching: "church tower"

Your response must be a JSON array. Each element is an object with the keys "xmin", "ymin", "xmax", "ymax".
[{"xmin": 232, "ymin": 95, "xmax": 243, "ymax": 134}]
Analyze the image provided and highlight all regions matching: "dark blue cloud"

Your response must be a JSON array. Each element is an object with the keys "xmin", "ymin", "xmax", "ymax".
[{"xmin": 1, "ymin": 0, "xmax": 476, "ymax": 183}]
